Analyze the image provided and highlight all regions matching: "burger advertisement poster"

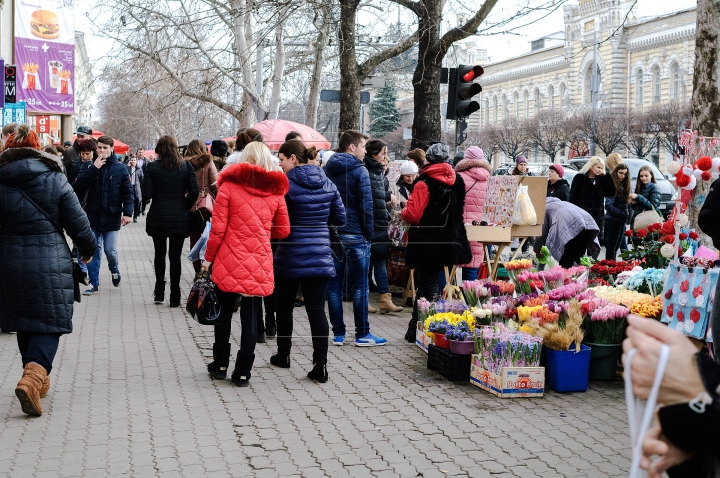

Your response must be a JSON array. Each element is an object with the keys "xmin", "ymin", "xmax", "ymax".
[{"xmin": 14, "ymin": 0, "xmax": 75, "ymax": 115}]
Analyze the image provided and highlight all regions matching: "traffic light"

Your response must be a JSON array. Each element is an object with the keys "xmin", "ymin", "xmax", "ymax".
[{"xmin": 446, "ymin": 64, "xmax": 483, "ymax": 120}]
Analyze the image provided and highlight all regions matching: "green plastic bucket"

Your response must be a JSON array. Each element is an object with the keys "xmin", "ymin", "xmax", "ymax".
[{"xmin": 584, "ymin": 342, "xmax": 621, "ymax": 381}]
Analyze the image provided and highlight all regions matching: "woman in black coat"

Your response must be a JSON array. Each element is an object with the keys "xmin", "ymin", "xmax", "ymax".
[
  {"xmin": 0, "ymin": 127, "xmax": 96, "ymax": 416},
  {"xmin": 144, "ymin": 135, "xmax": 199, "ymax": 307},
  {"xmin": 569, "ymin": 156, "xmax": 615, "ymax": 257}
]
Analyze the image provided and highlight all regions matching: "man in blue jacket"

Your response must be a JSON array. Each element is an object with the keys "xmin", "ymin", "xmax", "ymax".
[
  {"xmin": 324, "ymin": 130, "xmax": 386, "ymax": 347},
  {"xmin": 73, "ymin": 136, "xmax": 134, "ymax": 295}
]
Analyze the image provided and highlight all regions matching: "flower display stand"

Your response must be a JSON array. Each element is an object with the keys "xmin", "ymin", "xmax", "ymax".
[
  {"xmin": 427, "ymin": 344, "xmax": 472, "ymax": 381},
  {"xmin": 470, "ymin": 355, "xmax": 545, "ymax": 398}
]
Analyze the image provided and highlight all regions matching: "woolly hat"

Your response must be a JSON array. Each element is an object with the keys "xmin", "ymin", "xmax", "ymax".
[
  {"xmin": 426, "ymin": 143, "xmax": 450, "ymax": 164},
  {"xmin": 210, "ymin": 139, "xmax": 228, "ymax": 158},
  {"xmin": 5, "ymin": 125, "xmax": 40, "ymax": 150},
  {"xmin": 399, "ymin": 161, "xmax": 419, "ymax": 175},
  {"xmin": 516, "ymin": 155, "xmax": 527, "ymax": 165},
  {"xmin": 549, "ymin": 163, "xmax": 564, "ymax": 178},
  {"xmin": 464, "ymin": 146, "xmax": 484, "ymax": 160},
  {"xmin": 76, "ymin": 138, "xmax": 97, "ymax": 152}
]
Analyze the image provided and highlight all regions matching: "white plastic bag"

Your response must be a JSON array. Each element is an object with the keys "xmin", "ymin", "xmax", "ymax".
[
  {"xmin": 188, "ymin": 219, "xmax": 211, "ymax": 262},
  {"xmin": 512, "ymin": 184, "xmax": 537, "ymax": 225}
]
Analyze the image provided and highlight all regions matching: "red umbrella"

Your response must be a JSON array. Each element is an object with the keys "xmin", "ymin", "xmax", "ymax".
[
  {"xmin": 64, "ymin": 130, "xmax": 131, "ymax": 156},
  {"xmin": 251, "ymin": 120, "xmax": 331, "ymax": 151}
]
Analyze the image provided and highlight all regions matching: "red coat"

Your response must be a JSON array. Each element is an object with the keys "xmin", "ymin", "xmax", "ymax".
[{"xmin": 205, "ymin": 163, "xmax": 290, "ymax": 296}]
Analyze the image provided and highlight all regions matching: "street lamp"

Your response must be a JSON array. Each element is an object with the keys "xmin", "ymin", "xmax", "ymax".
[{"xmin": 364, "ymin": 114, "xmax": 395, "ymax": 133}]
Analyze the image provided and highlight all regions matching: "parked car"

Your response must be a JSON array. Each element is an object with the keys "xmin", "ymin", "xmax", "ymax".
[
  {"xmin": 492, "ymin": 162, "xmax": 554, "ymax": 176},
  {"xmin": 565, "ymin": 157, "xmax": 675, "ymax": 217}
]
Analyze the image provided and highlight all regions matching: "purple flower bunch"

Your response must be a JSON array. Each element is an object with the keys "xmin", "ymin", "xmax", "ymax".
[
  {"xmin": 546, "ymin": 301, "xmax": 568, "ymax": 314},
  {"xmin": 513, "ymin": 292, "xmax": 539, "ymax": 307},
  {"xmin": 475, "ymin": 325, "xmax": 543, "ymax": 375},
  {"xmin": 427, "ymin": 319, "xmax": 449, "ymax": 334},
  {"xmin": 446, "ymin": 321, "xmax": 472, "ymax": 341},
  {"xmin": 434, "ymin": 299, "xmax": 468, "ymax": 314}
]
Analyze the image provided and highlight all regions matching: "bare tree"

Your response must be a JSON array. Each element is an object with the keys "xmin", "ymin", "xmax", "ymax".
[
  {"xmin": 691, "ymin": 0, "xmax": 720, "ymax": 137},
  {"xmin": 624, "ymin": 108, "xmax": 660, "ymax": 158},
  {"xmin": 648, "ymin": 102, "xmax": 691, "ymax": 158},
  {"xmin": 486, "ymin": 117, "xmax": 531, "ymax": 162},
  {"xmin": 526, "ymin": 109, "xmax": 566, "ymax": 161}
]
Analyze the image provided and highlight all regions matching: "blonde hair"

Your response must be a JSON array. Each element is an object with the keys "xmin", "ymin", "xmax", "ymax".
[
  {"xmin": 605, "ymin": 153, "xmax": 623, "ymax": 173},
  {"xmin": 240, "ymin": 142, "xmax": 276, "ymax": 172},
  {"xmin": 579, "ymin": 156, "xmax": 605, "ymax": 175}
]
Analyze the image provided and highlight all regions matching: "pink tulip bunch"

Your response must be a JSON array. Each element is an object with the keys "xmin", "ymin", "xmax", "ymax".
[
  {"xmin": 547, "ymin": 282, "xmax": 587, "ymax": 300},
  {"xmin": 590, "ymin": 304, "xmax": 629, "ymax": 322}
]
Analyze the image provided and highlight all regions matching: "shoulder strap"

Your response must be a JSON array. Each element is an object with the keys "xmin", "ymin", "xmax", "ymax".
[{"xmin": 15, "ymin": 187, "xmax": 72, "ymax": 255}]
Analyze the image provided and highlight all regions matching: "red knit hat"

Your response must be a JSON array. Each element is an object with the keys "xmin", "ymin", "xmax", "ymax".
[{"xmin": 4, "ymin": 125, "xmax": 40, "ymax": 150}]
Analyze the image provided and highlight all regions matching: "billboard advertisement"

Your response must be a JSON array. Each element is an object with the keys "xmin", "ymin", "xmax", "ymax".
[{"xmin": 14, "ymin": 0, "xmax": 75, "ymax": 114}]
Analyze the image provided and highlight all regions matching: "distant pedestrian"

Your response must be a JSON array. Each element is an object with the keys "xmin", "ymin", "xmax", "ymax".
[
  {"xmin": 73, "ymin": 136, "xmax": 134, "ymax": 295},
  {"xmin": 407, "ymin": 148, "xmax": 426, "ymax": 170},
  {"xmin": 144, "ymin": 135, "xmax": 199, "ymax": 306},
  {"xmin": 569, "ymin": 156, "xmax": 615, "ymax": 257},
  {"xmin": 211, "ymin": 139, "xmax": 229, "ymax": 173},
  {"xmin": 511, "ymin": 155, "xmax": 533, "ymax": 176},
  {"xmin": 184, "ymin": 139, "xmax": 218, "ymax": 273},
  {"xmin": 604, "ymin": 164, "xmax": 631, "ymax": 260},
  {"xmin": 629, "ymin": 165, "xmax": 662, "ymax": 228},
  {"xmin": 547, "ymin": 164, "xmax": 570, "ymax": 201},
  {"xmin": 285, "ymin": 131, "xmax": 302, "ymax": 141},
  {"xmin": 203, "ymin": 142, "xmax": 290, "ymax": 386},
  {"xmin": 0, "ymin": 125, "xmax": 96, "ymax": 416},
  {"xmin": 0, "ymin": 122, "xmax": 17, "ymax": 149},
  {"xmin": 127, "ymin": 156, "xmax": 144, "ymax": 223},
  {"xmin": 62, "ymin": 125, "xmax": 92, "ymax": 184},
  {"xmin": 390, "ymin": 160, "xmax": 418, "ymax": 208}
]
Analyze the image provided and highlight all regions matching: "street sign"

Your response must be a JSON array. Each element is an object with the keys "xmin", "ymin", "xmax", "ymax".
[
  {"xmin": 360, "ymin": 92, "xmax": 370, "ymax": 104},
  {"xmin": 36, "ymin": 115, "xmax": 50, "ymax": 134},
  {"xmin": 2, "ymin": 101, "xmax": 26, "ymax": 126},
  {"xmin": 361, "ymin": 76, "xmax": 386, "ymax": 88},
  {"xmin": 4, "ymin": 64, "xmax": 15, "ymax": 105},
  {"xmin": 320, "ymin": 89, "xmax": 371, "ymax": 104}
]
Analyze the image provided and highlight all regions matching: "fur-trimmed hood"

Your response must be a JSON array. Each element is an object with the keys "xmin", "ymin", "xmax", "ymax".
[
  {"xmin": 455, "ymin": 158, "xmax": 492, "ymax": 174},
  {"xmin": 0, "ymin": 147, "xmax": 63, "ymax": 172},
  {"xmin": 185, "ymin": 153, "xmax": 212, "ymax": 170},
  {"xmin": 0, "ymin": 147, "xmax": 64, "ymax": 186},
  {"xmin": 217, "ymin": 162, "xmax": 289, "ymax": 197}
]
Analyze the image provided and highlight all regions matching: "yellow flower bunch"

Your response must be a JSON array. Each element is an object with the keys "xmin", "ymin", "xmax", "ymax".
[
  {"xmin": 505, "ymin": 259, "xmax": 533, "ymax": 271},
  {"xmin": 424, "ymin": 311, "xmax": 476, "ymax": 332},
  {"xmin": 630, "ymin": 295, "xmax": 663, "ymax": 319},
  {"xmin": 517, "ymin": 305, "xmax": 543, "ymax": 323},
  {"xmin": 590, "ymin": 286, "xmax": 654, "ymax": 308}
]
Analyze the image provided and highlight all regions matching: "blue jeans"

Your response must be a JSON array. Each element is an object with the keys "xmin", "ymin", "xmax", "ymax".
[
  {"xmin": 16, "ymin": 333, "xmax": 61, "ymax": 374},
  {"xmin": 327, "ymin": 235, "xmax": 371, "ymax": 338},
  {"xmin": 87, "ymin": 229, "xmax": 119, "ymax": 287},
  {"xmin": 372, "ymin": 255, "xmax": 389, "ymax": 294}
]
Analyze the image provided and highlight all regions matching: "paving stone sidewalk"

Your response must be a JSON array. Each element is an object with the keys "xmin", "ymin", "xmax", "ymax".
[{"xmin": 0, "ymin": 218, "xmax": 632, "ymax": 477}]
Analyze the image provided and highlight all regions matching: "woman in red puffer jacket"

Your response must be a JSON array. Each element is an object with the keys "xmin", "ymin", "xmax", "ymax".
[
  {"xmin": 455, "ymin": 146, "xmax": 491, "ymax": 281},
  {"xmin": 202, "ymin": 142, "xmax": 290, "ymax": 387}
]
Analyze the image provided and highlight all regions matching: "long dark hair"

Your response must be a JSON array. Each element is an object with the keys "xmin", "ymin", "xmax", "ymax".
[
  {"xmin": 611, "ymin": 164, "xmax": 631, "ymax": 202},
  {"xmin": 235, "ymin": 128, "xmax": 263, "ymax": 152},
  {"xmin": 635, "ymin": 165, "xmax": 657, "ymax": 194},
  {"xmin": 155, "ymin": 135, "xmax": 182, "ymax": 170},
  {"xmin": 184, "ymin": 139, "xmax": 206, "ymax": 158},
  {"xmin": 278, "ymin": 139, "xmax": 318, "ymax": 164}
]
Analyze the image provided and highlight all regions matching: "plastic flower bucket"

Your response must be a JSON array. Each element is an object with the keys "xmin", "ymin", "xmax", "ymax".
[
  {"xmin": 584, "ymin": 342, "xmax": 621, "ymax": 381},
  {"xmin": 433, "ymin": 333, "xmax": 450, "ymax": 349},
  {"xmin": 545, "ymin": 344, "xmax": 591, "ymax": 393},
  {"xmin": 448, "ymin": 339, "xmax": 475, "ymax": 355}
]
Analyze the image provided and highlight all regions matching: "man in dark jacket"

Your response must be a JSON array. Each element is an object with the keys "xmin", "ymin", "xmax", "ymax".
[
  {"xmin": 324, "ymin": 130, "xmax": 386, "ymax": 347},
  {"xmin": 73, "ymin": 136, "xmax": 134, "ymax": 295},
  {"xmin": 62, "ymin": 125, "xmax": 92, "ymax": 184}
]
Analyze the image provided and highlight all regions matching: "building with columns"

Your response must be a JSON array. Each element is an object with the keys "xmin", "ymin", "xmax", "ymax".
[{"xmin": 476, "ymin": 1, "xmax": 696, "ymax": 168}]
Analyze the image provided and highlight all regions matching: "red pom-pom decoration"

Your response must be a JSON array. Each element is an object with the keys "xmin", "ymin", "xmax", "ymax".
[
  {"xmin": 702, "ymin": 171, "xmax": 712, "ymax": 181},
  {"xmin": 661, "ymin": 221, "xmax": 675, "ymax": 235},
  {"xmin": 680, "ymin": 232, "xmax": 688, "ymax": 240},
  {"xmin": 676, "ymin": 173, "xmax": 691, "ymax": 188},
  {"xmin": 663, "ymin": 234, "xmax": 675, "ymax": 243},
  {"xmin": 697, "ymin": 155, "xmax": 713, "ymax": 171},
  {"xmin": 690, "ymin": 231, "xmax": 699, "ymax": 240}
]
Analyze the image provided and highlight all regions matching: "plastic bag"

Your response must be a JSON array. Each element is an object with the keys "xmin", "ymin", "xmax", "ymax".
[
  {"xmin": 188, "ymin": 219, "xmax": 211, "ymax": 262},
  {"xmin": 512, "ymin": 185, "xmax": 537, "ymax": 226},
  {"xmin": 388, "ymin": 208, "xmax": 409, "ymax": 246}
]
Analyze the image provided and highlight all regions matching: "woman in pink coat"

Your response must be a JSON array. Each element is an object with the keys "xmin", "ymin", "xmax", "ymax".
[{"xmin": 455, "ymin": 146, "xmax": 491, "ymax": 281}]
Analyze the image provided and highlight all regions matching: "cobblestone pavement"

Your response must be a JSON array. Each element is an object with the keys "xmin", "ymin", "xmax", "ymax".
[{"xmin": 0, "ymin": 218, "xmax": 632, "ymax": 477}]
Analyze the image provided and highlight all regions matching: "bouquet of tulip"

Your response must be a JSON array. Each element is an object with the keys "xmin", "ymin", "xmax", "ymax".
[
  {"xmin": 583, "ymin": 303, "xmax": 629, "ymax": 344},
  {"xmin": 537, "ymin": 265, "xmax": 565, "ymax": 290},
  {"xmin": 563, "ymin": 265, "xmax": 588, "ymax": 284},
  {"xmin": 522, "ymin": 294, "xmax": 550, "ymax": 307},
  {"xmin": 547, "ymin": 281, "xmax": 587, "ymax": 301},
  {"xmin": 630, "ymin": 295, "xmax": 663, "ymax": 319},
  {"xmin": 589, "ymin": 286, "xmax": 654, "ymax": 308},
  {"xmin": 471, "ymin": 306, "xmax": 494, "ymax": 325},
  {"xmin": 474, "ymin": 324, "xmax": 542, "ymax": 375},
  {"xmin": 505, "ymin": 259, "xmax": 533, "ymax": 291}
]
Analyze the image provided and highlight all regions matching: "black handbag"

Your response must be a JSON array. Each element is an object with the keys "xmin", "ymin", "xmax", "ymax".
[
  {"xmin": 186, "ymin": 270, "xmax": 222, "ymax": 325},
  {"xmin": 14, "ymin": 188, "xmax": 85, "ymax": 302}
]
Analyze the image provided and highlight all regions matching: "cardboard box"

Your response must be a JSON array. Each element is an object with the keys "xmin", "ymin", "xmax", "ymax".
[
  {"xmin": 416, "ymin": 322, "xmax": 431, "ymax": 353},
  {"xmin": 469, "ymin": 355, "xmax": 545, "ymax": 398}
]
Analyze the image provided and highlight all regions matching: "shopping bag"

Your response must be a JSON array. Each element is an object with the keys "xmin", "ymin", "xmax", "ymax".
[
  {"xmin": 388, "ymin": 209, "xmax": 409, "ymax": 246},
  {"xmin": 387, "ymin": 246, "xmax": 410, "ymax": 288},
  {"xmin": 512, "ymin": 184, "xmax": 537, "ymax": 226},
  {"xmin": 188, "ymin": 219, "xmax": 211, "ymax": 262}
]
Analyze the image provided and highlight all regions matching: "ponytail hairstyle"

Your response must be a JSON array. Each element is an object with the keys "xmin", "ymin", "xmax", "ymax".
[
  {"xmin": 155, "ymin": 135, "xmax": 183, "ymax": 170},
  {"xmin": 235, "ymin": 128, "xmax": 263, "ymax": 152},
  {"xmin": 278, "ymin": 139, "xmax": 318, "ymax": 165}
]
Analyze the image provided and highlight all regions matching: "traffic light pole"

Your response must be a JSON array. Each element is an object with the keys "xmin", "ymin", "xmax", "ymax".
[{"xmin": 455, "ymin": 118, "xmax": 468, "ymax": 151}]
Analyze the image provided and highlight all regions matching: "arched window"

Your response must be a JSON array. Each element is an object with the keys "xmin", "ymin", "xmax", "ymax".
[
  {"xmin": 584, "ymin": 64, "xmax": 601, "ymax": 105},
  {"xmin": 524, "ymin": 91, "xmax": 529, "ymax": 117},
  {"xmin": 534, "ymin": 88, "xmax": 541, "ymax": 114},
  {"xmin": 671, "ymin": 63, "xmax": 680, "ymax": 100},
  {"xmin": 502, "ymin": 95, "xmax": 508, "ymax": 120},
  {"xmin": 548, "ymin": 85, "xmax": 555, "ymax": 109},
  {"xmin": 635, "ymin": 69, "xmax": 644, "ymax": 106},
  {"xmin": 560, "ymin": 83, "xmax": 566, "ymax": 105},
  {"xmin": 493, "ymin": 97, "xmax": 498, "ymax": 124},
  {"xmin": 652, "ymin": 66, "xmax": 661, "ymax": 104},
  {"xmin": 485, "ymin": 99, "xmax": 490, "ymax": 125},
  {"xmin": 514, "ymin": 92, "xmax": 519, "ymax": 118}
]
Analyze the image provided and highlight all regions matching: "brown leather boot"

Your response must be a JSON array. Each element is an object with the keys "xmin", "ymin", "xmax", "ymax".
[
  {"xmin": 39, "ymin": 375, "xmax": 50, "ymax": 398},
  {"xmin": 368, "ymin": 305, "xmax": 377, "ymax": 313},
  {"xmin": 15, "ymin": 362, "xmax": 46, "ymax": 416},
  {"xmin": 379, "ymin": 293, "xmax": 404, "ymax": 313}
]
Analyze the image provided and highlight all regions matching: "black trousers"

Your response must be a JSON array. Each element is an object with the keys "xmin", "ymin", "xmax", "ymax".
[
  {"xmin": 17, "ymin": 333, "xmax": 61, "ymax": 374},
  {"xmin": 214, "ymin": 290, "xmax": 260, "ymax": 355},
  {"xmin": 133, "ymin": 198, "xmax": 141, "ymax": 220},
  {"xmin": 411, "ymin": 266, "xmax": 442, "ymax": 322},
  {"xmin": 560, "ymin": 230, "xmax": 595, "ymax": 268},
  {"xmin": 141, "ymin": 198, "xmax": 149, "ymax": 214},
  {"xmin": 604, "ymin": 219, "xmax": 624, "ymax": 261},
  {"xmin": 275, "ymin": 276, "xmax": 329, "ymax": 363},
  {"xmin": 152, "ymin": 236, "xmax": 185, "ymax": 290}
]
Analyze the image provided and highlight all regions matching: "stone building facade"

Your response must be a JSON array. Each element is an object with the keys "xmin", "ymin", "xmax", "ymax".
[{"xmin": 476, "ymin": 1, "xmax": 696, "ymax": 168}]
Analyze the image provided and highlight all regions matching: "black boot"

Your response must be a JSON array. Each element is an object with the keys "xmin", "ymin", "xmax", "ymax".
[
  {"xmin": 269, "ymin": 345, "xmax": 291, "ymax": 368},
  {"xmin": 169, "ymin": 286, "xmax": 181, "ymax": 308},
  {"xmin": 307, "ymin": 359, "xmax": 328, "ymax": 383},
  {"xmin": 265, "ymin": 314, "xmax": 276, "ymax": 339},
  {"xmin": 154, "ymin": 281, "xmax": 166, "ymax": 304},
  {"xmin": 207, "ymin": 343, "xmax": 231, "ymax": 379},
  {"xmin": 256, "ymin": 309, "xmax": 266, "ymax": 344},
  {"xmin": 405, "ymin": 317, "xmax": 418, "ymax": 343},
  {"xmin": 231, "ymin": 353, "xmax": 255, "ymax": 387}
]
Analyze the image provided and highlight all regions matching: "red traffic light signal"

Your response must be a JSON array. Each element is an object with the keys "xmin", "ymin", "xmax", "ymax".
[
  {"xmin": 453, "ymin": 64, "xmax": 483, "ymax": 118},
  {"xmin": 460, "ymin": 65, "xmax": 484, "ymax": 82}
]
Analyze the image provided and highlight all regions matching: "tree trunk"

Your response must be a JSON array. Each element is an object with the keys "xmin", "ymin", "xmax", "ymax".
[
  {"xmin": 268, "ymin": 7, "xmax": 289, "ymax": 120},
  {"xmin": 691, "ymin": 0, "xmax": 720, "ymax": 136},
  {"xmin": 306, "ymin": 8, "xmax": 330, "ymax": 129},
  {"xmin": 411, "ymin": 11, "xmax": 443, "ymax": 150},
  {"xmin": 338, "ymin": 0, "xmax": 362, "ymax": 132}
]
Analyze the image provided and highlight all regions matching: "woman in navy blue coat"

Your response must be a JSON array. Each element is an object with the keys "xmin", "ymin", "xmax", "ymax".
[
  {"xmin": 271, "ymin": 140, "xmax": 346, "ymax": 382},
  {"xmin": 603, "ymin": 164, "xmax": 631, "ymax": 260}
]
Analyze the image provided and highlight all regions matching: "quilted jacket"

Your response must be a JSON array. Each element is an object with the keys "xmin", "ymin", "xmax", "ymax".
[
  {"xmin": 274, "ymin": 165, "xmax": 346, "ymax": 279},
  {"xmin": 73, "ymin": 152, "xmax": 134, "ymax": 232},
  {"xmin": 365, "ymin": 155, "xmax": 391, "ymax": 258},
  {"xmin": 205, "ymin": 163, "xmax": 290, "ymax": 296},
  {"xmin": 324, "ymin": 153, "xmax": 374, "ymax": 241},
  {"xmin": 0, "ymin": 148, "xmax": 96, "ymax": 334},
  {"xmin": 456, "ymin": 158, "xmax": 491, "ymax": 268},
  {"xmin": 144, "ymin": 161, "xmax": 199, "ymax": 237}
]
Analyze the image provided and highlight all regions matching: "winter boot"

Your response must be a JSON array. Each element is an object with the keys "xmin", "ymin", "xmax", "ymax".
[
  {"xmin": 169, "ymin": 286, "xmax": 181, "ymax": 308},
  {"xmin": 207, "ymin": 343, "xmax": 231, "ymax": 379},
  {"xmin": 379, "ymin": 293, "xmax": 404, "ymax": 314},
  {"xmin": 269, "ymin": 345, "xmax": 291, "ymax": 369},
  {"xmin": 405, "ymin": 317, "xmax": 418, "ymax": 343},
  {"xmin": 307, "ymin": 359, "xmax": 328, "ymax": 383},
  {"xmin": 154, "ymin": 280, "xmax": 166, "ymax": 304},
  {"xmin": 39, "ymin": 375, "xmax": 50, "ymax": 398},
  {"xmin": 231, "ymin": 353, "xmax": 255, "ymax": 387},
  {"xmin": 15, "ymin": 362, "xmax": 47, "ymax": 416},
  {"xmin": 369, "ymin": 304, "xmax": 378, "ymax": 313}
]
